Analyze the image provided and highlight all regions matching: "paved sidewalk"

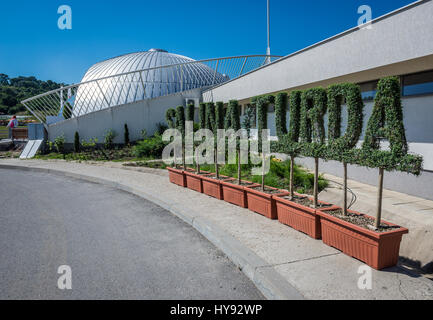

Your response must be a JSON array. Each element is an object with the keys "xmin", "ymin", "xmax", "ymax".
[{"xmin": 1, "ymin": 159, "xmax": 432, "ymax": 300}]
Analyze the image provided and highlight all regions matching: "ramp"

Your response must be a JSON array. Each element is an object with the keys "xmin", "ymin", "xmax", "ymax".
[{"xmin": 20, "ymin": 140, "xmax": 43, "ymax": 159}]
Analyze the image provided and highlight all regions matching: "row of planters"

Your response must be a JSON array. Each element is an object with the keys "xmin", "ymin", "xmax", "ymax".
[{"xmin": 166, "ymin": 77, "xmax": 423, "ymax": 270}]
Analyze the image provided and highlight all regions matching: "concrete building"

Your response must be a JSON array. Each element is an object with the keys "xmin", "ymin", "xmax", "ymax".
[{"xmin": 202, "ymin": 0, "xmax": 433, "ymax": 200}]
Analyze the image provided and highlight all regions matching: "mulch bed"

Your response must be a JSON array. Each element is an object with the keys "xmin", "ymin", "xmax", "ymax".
[
  {"xmin": 280, "ymin": 195, "xmax": 332, "ymax": 209},
  {"xmin": 249, "ymin": 186, "xmax": 282, "ymax": 195},
  {"xmin": 324, "ymin": 208, "xmax": 399, "ymax": 232}
]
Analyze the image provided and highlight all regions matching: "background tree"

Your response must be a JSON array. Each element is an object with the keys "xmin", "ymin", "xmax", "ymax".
[
  {"xmin": 74, "ymin": 131, "xmax": 80, "ymax": 153},
  {"xmin": 0, "ymin": 74, "xmax": 66, "ymax": 115}
]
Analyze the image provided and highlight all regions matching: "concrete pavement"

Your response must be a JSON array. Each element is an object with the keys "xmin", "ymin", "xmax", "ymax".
[
  {"xmin": 0, "ymin": 168, "xmax": 263, "ymax": 300},
  {"xmin": 0, "ymin": 158, "xmax": 432, "ymax": 300}
]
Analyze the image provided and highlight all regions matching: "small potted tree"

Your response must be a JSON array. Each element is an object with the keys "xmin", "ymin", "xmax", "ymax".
[
  {"xmin": 201, "ymin": 102, "xmax": 230, "ymax": 199},
  {"xmin": 183, "ymin": 104, "xmax": 209, "ymax": 193},
  {"xmin": 317, "ymin": 77, "xmax": 422, "ymax": 269},
  {"xmin": 221, "ymin": 100, "xmax": 260, "ymax": 208},
  {"xmin": 245, "ymin": 95, "xmax": 288, "ymax": 220},
  {"xmin": 166, "ymin": 107, "xmax": 186, "ymax": 187},
  {"xmin": 274, "ymin": 89, "xmax": 333, "ymax": 238}
]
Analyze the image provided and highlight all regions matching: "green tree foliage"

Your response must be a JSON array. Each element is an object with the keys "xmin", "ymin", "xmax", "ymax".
[
  {"xmin": 165, "ymin": 108, "xmax": 176, "ymax": 128},
  {"xmin": 74, "ymin": 131, "xmax": 80, "ymax": 153},
  {"xmin": 0, "ymin": 74, "xmax": 66, "ymax": 115},
  {"xmin": 215, "ymin": 102, "xmax": 225, "ymax": 130},
  {"xmin": 326, "ymin": 83, "xmax": 364, "ymax": 161},
  {"xmin": 205, "ymin": 102, "xmax": 216, "ymax": 131},
  {"xmin": 199, "ymin": 103, "xmax": 206, "ymax": 129},
  {"xmin": 186, "ymin": 104, "xmax": 195, "ymax": 122},
  {"xmin": 275, "ymin": 92, "xmax": 288, "ymax": 138},
  {"xmin": 124, "ymin": 124, "xmax": 130, "ymax": 146},
  {"xmin": 175, "ymin": 106, "xmax": 185, "ymax": 137},
  {"xmin": 242, "ymin": 105, "xmax": 255, "ymax": 136},
  {"xmin": 104, "ymin": 130, "xmax": 117, "ymax": 150},
  {"xmin": 363, "ymin": 77, "xmax": 407, "ymax": 156},
  {"xmin": 229, "ymin": 100, "xmax": 241, "ymax": 131}
]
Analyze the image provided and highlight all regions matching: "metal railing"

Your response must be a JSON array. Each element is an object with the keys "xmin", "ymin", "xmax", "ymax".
[{"xmin": 22, "ymin": 55, "xmax": 281, "ymax": 127}]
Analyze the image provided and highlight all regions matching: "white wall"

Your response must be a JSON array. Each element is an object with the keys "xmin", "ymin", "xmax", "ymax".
[
  {"xmin": 48, "ymin": 88, "xmax": 202, "ymax": 144},
  {"xmin": 203, "ymin": 0, "xmax": 433, "ymax": 103}
]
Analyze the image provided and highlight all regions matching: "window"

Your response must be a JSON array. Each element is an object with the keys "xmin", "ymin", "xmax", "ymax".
[
  {"xmin": 359, "ymin": 80, "xmax": 378, "ymax": 101},
  {"xmin": 267, "ymin": 104, "xmax": 275, "ymax": 113},
  {"xmin": 403, "ymin": 70, "xmax": 433, "ymax": 96}
]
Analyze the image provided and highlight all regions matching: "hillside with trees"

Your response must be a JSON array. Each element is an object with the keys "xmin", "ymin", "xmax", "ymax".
[{"xmin": 0, "ymin": 73, "xmax": 66, "ymax": 115}]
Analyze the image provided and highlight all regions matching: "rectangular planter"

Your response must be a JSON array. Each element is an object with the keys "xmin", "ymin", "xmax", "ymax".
[
  {"xmin": 220, "ymin": 180, "xmax": 259, "ymax": 208},
  {"xmin": 245, "ymin": 186, "xmax": 289, "ymax": 220},
  {"xmin": 201, "ymin": 174, "xmax": 229, "ymax": 200},
  {"xmin": 167, "ymin": 167, "xmax": 186, "ymax": 187},
  {"xmin": 275, "ymin": 194, "xmax": 335, "ymax": 239},
  {"xmin": 317, "ymin": 208, "xmax": 409, "ymax": 270},
  {"xmin": 184, "ymin": 170, "xmax": 210, "ymax": 193}
]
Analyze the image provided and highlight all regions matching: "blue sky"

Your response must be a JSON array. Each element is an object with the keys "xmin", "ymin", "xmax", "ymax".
[{"xmin": 0, "ymin": 0, "xmax": 415, "ymax": 84}]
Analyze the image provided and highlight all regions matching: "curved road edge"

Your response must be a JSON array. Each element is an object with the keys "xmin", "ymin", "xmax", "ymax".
[{"xmin": 0, "ymin": 162, "xmax": 304, "ymax": 300}]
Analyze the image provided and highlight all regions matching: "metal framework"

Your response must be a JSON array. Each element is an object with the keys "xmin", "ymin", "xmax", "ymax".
[{"xmin": 22, "ymin": 55, "xmax": 281, "ymax": 127}]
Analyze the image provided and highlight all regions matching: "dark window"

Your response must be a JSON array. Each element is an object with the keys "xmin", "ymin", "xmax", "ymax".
[
  {"xmin": 267, "ymin": 104, "xmax": 275, "ymax": 113},
  {"xmin": 359, "ymin": 80, "xmax": 378, "ymax": 101},
  {"xmin": 403, "ymin": 70, "xmax": 433, "ymax": 96}
]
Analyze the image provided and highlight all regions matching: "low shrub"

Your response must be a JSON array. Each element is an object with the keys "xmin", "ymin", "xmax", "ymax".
[{"xmin": 133, "ymin": 134, "xmax": 168, "ymax": 159}]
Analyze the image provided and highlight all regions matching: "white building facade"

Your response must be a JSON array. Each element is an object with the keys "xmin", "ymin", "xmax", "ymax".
[{"xmin": 203, "ymin": 0, "xmax": 433, "ymax": 200}]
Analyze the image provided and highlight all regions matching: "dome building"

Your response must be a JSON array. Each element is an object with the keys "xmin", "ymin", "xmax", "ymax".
[{"xmin": 73, "ymin": 49, "xmax": 229, "ymax": 116}]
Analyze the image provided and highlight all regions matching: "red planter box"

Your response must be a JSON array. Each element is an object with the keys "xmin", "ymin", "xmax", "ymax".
[
  {"xmin": 221, "ymin": 180, "xmax": 259, "ymax": 208},
  {"xmin": 201, "ymin": 174, "xmax": 229, "ymax": 200},
  {"xmin": 167, "ymin": 167, "xmax": 186, "ymax": 187},
  {"xmin": 184, "ymin": 171, "xmax": 210, "ymax": 193},
  {"xmin": 275, "ymin": 194, "xmax": 336, "ymax": 239},
  {"xmin": 317, "ymin": 208, "xmax": 409, "ymax": 270},
  {"xmin": 245, "ymin": 186, "xmax": 289, "ymax": 220}
]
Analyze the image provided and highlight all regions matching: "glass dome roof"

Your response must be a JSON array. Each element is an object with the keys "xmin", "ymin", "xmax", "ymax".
[{"xmin": 73, "ymin": 49, "xmax": 228, "ymax": 116}]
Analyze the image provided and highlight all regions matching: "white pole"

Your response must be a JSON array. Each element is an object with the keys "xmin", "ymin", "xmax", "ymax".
[{"xmin": 265, "ymin": 0, "xmax": 271, "ymax": 64}]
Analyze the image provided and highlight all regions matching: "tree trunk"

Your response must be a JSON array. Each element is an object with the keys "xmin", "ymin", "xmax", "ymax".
[
  {"xmin": 174, "ymin": 143, "xmax": 178, "ymax": 169},
  {"xmin": 375, "ymin": 167, "xmax": 384, "ymax": 230},
  {"xmin": 314, "ymin": 157, "xmax": 319, "ymax": 208},
  {"xmin": 196, "ymin": 149, "xmax": 200, "ymax": 174},
  {"xmin": 215, "ymin": 146, "xmax": 219, "ymax": 179},
  {"xmin": 343, "ymin": 162, "xmax": 348, "ymax": 216},
  {"xmin": 290, "ymin": 155, "xmax": 295, "ymax": 199},
  {"xmin": 182, "ymin": 142, "xmax": 186, "ymax": 171},
  {"xmin": 237, "ymin": 149, "xmax": 241, "ymax": 185},
  {"xmin": 261, "ymin": 151, "xmax": 265, "ymax": 191}
]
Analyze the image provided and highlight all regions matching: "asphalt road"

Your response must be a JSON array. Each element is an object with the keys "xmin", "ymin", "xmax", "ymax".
[{"xmin": 0, "ymin": 169, "xmax": 263, "ymax": 300}]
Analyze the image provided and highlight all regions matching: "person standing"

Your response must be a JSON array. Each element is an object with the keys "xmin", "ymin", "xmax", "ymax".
[{"xmin": 7, "ymin": 115, "xmax": 18, "ymax": 139}]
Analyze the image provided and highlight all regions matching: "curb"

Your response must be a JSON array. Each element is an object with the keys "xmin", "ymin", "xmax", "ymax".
[{"xmin": 0, "ymin": 163, "xmax": 304, "ymax": 300}]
